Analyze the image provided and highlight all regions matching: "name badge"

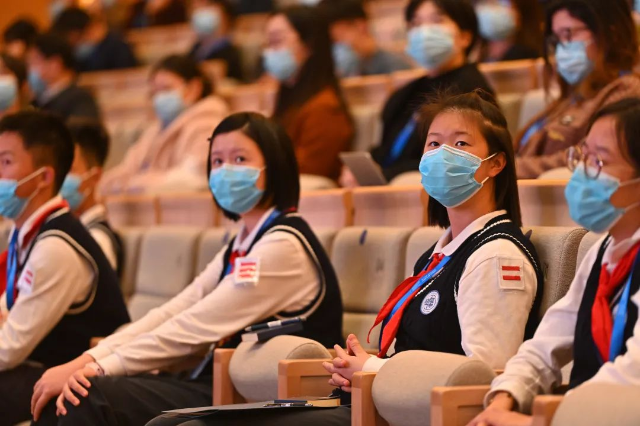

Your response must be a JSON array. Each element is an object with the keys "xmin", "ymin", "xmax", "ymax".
[{"xmin": 234, "ymin": 257, "xmax": 260, "ymax": 287}]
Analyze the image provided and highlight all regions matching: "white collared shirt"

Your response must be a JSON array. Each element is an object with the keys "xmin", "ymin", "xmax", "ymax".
[
  {"xmin": 86, "ymin": 208, "xmax": 319, "ymax": 376},
  {"xmin": 487, "ymin": 228, "xmax": 640, "ymax": 413},
  {"xmin": 364, "ymin": 210, "xmax": 537, "ymax": 373},
  {"xmin": 80, "ymin": 204, "xmax": 117, "ymax": 270},
  {"xmin": 0, "ymin": 196, "xmax": 94, "ymax": 370}
]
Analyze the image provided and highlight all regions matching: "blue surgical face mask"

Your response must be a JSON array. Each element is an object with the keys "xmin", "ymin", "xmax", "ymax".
[
  {"xmin": 565, "ymin": 164, "xmax": 640, "ymax": 233},
  {"xmin": 476, "ymin": 4, "xmax": 517, "ymax": 42},
  {"xmin": 333, "ymin": 43, "xmax": 360, "ymax": 78},
  {"xmin": 555, "ymin": 41, "xmax": 594, "ymax": 85},
  {"xmin": 263, "ymin": 48, "xmax": 299, "ymax": 82},
  {"xmin": 0, "ymin": 168, "xmax": 45, "ymax": 220},
  {"xmin": 60, "ymin": 174, "xmax": 87, "ymax": 211},
  {"xmin": 419, "ymin": 145, "xmax": 497, "ymax": 208},
  {"xmin": 635, "ymin": 0, "xmax": 640, "ymax": 12},
  {"xmin": 209, "ymin": 164, "xmax": 265, "ymax": 215},
  {"xmin": 191, "ymin": 8, "xmax": 221, "ymax": 37},
  {"xmin": 299, "ymin": 0, "xmax": 321, "ymax": 5},
  {"xmin": 50, "ymin": 0, "xmax": 67, "ymax": 20},
  {"xmin": 406, "ymin": 25, "xmax": 456, "ymax": 70},
  {"xmin": 0, "ymin": 77, "xmax": 18, "ymax": 112},
  {"xmin": 28, "ymin": 70, "xmax": 47, "ymax": 98},
  {"xmin": 75, "ymin": 42, "xmax": 96, "ymax": 61},
  {"xmin": 153, "ymin": 90, "xmax": 186, "ymax": 126}
]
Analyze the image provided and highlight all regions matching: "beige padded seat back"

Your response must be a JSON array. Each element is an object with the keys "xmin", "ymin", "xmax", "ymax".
[
  {"xmin": 372, "ymin": 351, "xmax": 496, "ymax": 426},
  {"xmin": 127, "ymin": 227, "xmax": 202, "ymax": 321},
  {"xmin": 352, "ymin": 186, "xmax": 426, "ymax": 227},
  {"xmin": 552, "ymin": 383, "xmax": 640, "ymax": 426},
  {"xmin": 404, "ymin": 227, "xmax": 445, "ymax": 278},
  {"xmin": 228, "ymin": 335, "xmax": 331, "ymax": 402},
  {"xmin": 298, "ymin": 189, "xmax": 352, "ymax": 229},
  {"xmin": 195, "ymin": 228, "xmax": 234, "ymax": 276},
  {"xmin": 519, "ymin": 180, "xmax": 575, "ymax": 227},
  {"xmin": 576, "ymin": 232, "xmax": 604, "ymax": 270},
  {"xmin": 312, "ymin": 228, "xmax": 338, "ymax": 257},
  {"xmin": 527, "ymin": 227, "xmax": 587, "ymax": 318},
  {"xmin": 117, "ymin": 227, "xmax": 145, "ymax": 301},
  {"xmin": 331, "ymin": 227, "xmax": 413, "ymax": 348}
]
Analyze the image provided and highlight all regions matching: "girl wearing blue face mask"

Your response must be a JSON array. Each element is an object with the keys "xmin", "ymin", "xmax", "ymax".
[
  {"xmin": 264, "ymin": 6, "xmax": 354, "ymax": 182},
  {"xmin": 474, "ymin": 0, "xmax": 542, "ymax": 63},
  {"xmin": 470, "ymin": 97, "xmax": 640, "ymax": 426},
  {"xmin": 342, "ymin": 0, "xmax": 494, "ymax": 187},
  {"xmin": 0, "ymin": 53, "xmax": 25, "ymax": 119},
  {"xmin": 34, "ymin": 112, "xmax": 343, "ymax": 426},
  {"xmin": 145, "ymin": 91, "xmax": 543, "ymax": 426},
  {"xmin": 515, "ymin": 0, "xmax": 640, "ymax": 179},
  {"xmin": 99, "ymin": 55, "xmax": 228, "ymax": 195}
]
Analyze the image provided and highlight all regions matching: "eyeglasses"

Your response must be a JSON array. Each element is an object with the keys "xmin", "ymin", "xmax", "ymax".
[
  {"xmin": 546, "ymin": 26, "xmax": 590, "ymax": 51},
  {"xmin": 567, "ymin": 141, "xmax": 604, "ymax": 179}
]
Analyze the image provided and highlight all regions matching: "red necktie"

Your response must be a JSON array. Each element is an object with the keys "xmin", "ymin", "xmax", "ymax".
[
  {"xmin": 369, "ymin": 253, "xmax": 444, "ymax": 357},
  {"xmin": 592, "ymin": 242, "xmax": 640, "ymax": 361}
]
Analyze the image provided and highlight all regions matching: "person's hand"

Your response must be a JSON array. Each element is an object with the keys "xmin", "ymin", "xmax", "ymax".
[
  {"xmin": 56, "ymin": 366, "xmax": 99, "ymax": 416},
  {"xmin": 339, "ymin": 166, "xmax": 359, "ymax": 188},
  {"xmin": 322, "ymin": 334, "xmax": 371, "ymax": 393},
  {"xmin": 466, "ymin": 408, "xmax": 533, "ymax": 426},
  {"xmin": 31, "ymin": 354, "xmax": 94, "ymax": 421}
]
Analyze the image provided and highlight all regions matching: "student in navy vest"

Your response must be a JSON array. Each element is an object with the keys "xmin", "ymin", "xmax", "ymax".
[
  {"xmin": 31, "ymin": 112, "xmax": 343, "ymax": 425},
  {"xmin": 469, "ymin": 98, "xmax": 640, "ymax": 426},
  {"xmin": 0, "ymin": 111, "xmax": 129, "ymax": 425},
  {"xmin": 60, "ymin": 119, "xmax": 123, "ymax": 273},
  {"xmin": 145, "ymin": 91, "xmax": 544, "ymax": 426}
]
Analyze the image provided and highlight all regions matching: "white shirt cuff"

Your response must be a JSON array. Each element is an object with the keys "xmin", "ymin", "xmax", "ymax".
[
  {"xmin": 486, "ymin": 380, "xmax": 533, "ymax": 413},
  {"xmin": 93, "ymin": 353, "xmax": 126, "ymax": 376},
  {"xmin": 362, "ymin": 355, "xmax": 388, "ymax": 373},
  {"xmin": 84, "ymin": 344, "xmax": 114, "ymax": 362}
]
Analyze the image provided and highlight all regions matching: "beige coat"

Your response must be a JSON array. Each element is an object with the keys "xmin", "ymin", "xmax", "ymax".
[{"xmin": 100, "ymin": 96, "xmax": 229, "ymax": 194}]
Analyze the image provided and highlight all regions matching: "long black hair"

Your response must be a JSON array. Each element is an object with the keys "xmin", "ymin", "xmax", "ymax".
[
  {"xmin": 150, "ymin": 55, "xmax": 213, "ymax": 99},
  {"xmin": 207, "ymin": 112, "xmax": 301, "ymax": 221},
  {"xmin": 419, "ymin": 90, "xmax": 522, "ymax": 228},
  {"xmin": 271, "ymin": 6, "xmax": 350, "ymax": 121}
]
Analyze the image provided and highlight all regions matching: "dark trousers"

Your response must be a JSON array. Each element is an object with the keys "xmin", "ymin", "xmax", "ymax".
[
  {"xmin": 146, "ymin": 406, "xmax": 352, "ymax": 426},
  {"xmin": 32, "ymin": 374, "xmax": 212, "ymax": 426},
  {"xmin": 0, "ymin": 363, "xmax": 46, "ymax": 425}
]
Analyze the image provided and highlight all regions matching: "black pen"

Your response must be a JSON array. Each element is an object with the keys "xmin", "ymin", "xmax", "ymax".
[{"xmin": 244, "ymin": 317, "xmax": 304, "ymax": 332}]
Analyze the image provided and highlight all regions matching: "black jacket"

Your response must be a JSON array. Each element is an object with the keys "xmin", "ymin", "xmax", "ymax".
[
  {"xmin": 371, "ymin": 63, "xmax": 495, "ymax": 180},
  {"xmin": 33, "ymin": 84, "xmax": 101, "ymax": 121},
  {"xmin": 188, "ymin": 39, "xmax": 243, "ymax": 81},
  {"xmin": 77, "ymin": 31, "xmax": 138, "ymax": 73}
]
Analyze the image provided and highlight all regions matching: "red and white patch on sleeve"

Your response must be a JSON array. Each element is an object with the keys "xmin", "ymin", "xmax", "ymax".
[
  {"xmin": 17, "ymin": 266, "xmax": 35, "ymax": 295},
  {"xmin": 233, "ymin": 257, "xmax": 260, "ymax": 287},
  {"xmin": 498, "ymin": 258, "xmax": 525, "ymax": 290}
]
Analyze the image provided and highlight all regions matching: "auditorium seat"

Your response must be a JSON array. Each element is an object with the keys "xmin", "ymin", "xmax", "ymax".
[
  {"xmin": 478, "ymin": 59, "xmax": 539, "ymax": 95},
  {"xmin": 313, "ymin": 229, "xmax": 338, "ymax": 257},
  {"xmin": 218, "ymin": 83, "xmax": 275, "ymax": 114},
  {"xmin": 158, "ymin": 192, "xmax": 218, "ymax": 227},
  {"xmin": 390, "ymin": 68, "xmax": 427, "ymax": 90},
  {"xmin": 117, "ymin": 227, "xmax": 146, "ymax": 302},
  {"xmin": 577, "ymin": 231, "xmax": 603, "ymax": 268},
  {"xmin": 341, "ymin": 75, "xmax": 392, "ymax": 109},
  {"xmin": 352, "ymin": 186, "xmax": 427, "ymax": 227},
  {"xmin": 126, "ymin": 24, "xmax": 195, "ymax": 65},
  {"xmin": 298, "ymin": 189, "xmax": 353, "ymax": 229},
  {"xmin": 351, "ymin": 104, "xmax": 385, "ymax": 152},
  {"xmin": 518, "ymin": 180, "xmax": 574, "ymax": 227},
  {"xmin": 299, "ymin": 174, "xmax": 338, "ymax": 192},
  {"xmin": 389, "ymin": 171, "xmax": 421, "ymax": 186},
  {"xmin": 331, "ymin": 227, "xmax": 414, "ymax": 349},
  {"xmin": 212, "ymin": 335, "xmax": 331, "ymax": 405},
  {"xmin": 105, "ymin": 194, "xmax": 159, "ymax": 227},
  {"xmin": 127, "ymin": 227, "xmax": 202, "ymax": 321},
  {"xmin": 404, "ymin": 227, "xmax": 444, "ymax": 277},
  {"xmin": 195, "ymin": 228, "xmax": 234, "ymax": 275},
  {"xmin": 518, "ymin": 87, "xmax": 558, "ymax": 130}
]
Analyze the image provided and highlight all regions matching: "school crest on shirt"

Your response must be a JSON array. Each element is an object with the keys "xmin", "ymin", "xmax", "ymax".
[
  {"xmin": 420, "ymin": 290, "xmax": 440, "ymax": 315},
  {"xmin": 233, "ymin": 257, "xmax": 260, "ymax": 287}
]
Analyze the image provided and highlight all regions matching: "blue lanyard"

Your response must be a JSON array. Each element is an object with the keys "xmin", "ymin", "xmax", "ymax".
[
  {"xmin": 383, "ymin": 255, "xmax": 451, "ymax": 328},
  {"xmin": 519, "ymin": 117, "xmax": 546, "ymax": 149},
  {"xmin": 384, "ymin": 117, "xmax": 417, "ymax": 167},
  {"xmin": 223, "ymin": 209, "xmax": 282, "ymax": 276},
  {"xmin": 608, "ymin": 250, "xmax": 640, "ymax": 360},
  {"xmin": 6, "ymin": 231, "xmax": 19, "ymax": 310}
]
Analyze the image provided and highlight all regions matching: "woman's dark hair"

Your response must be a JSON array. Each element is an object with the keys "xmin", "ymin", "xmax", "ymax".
[
  {"xmin": 3, "ymin": 18, "xmax": 38, "ymax": 46},
  {"xmin": 405, "ymin": 0, "xmax": 479, "ymax": 56},
  {"xmin": 588, "ymin": 98, "xmax": 640, "ymax": 173},
  {"xmin": 543, "ymin": 0, "xmax": 638, "ymax": 98},
  {"xmin": 207, "ymin": 112, "xmax": 300, "ymax": 221},
  {"xmin": 419, "ymin": 90, "xmax": 522, "ymax": 228},
  {"xmin": 0, "ymin": 53, "xmax": 27, "ymax": 88},
  {"xmin": 150, "ymin": 55, "xmax": 213, "ymax": 99},
  {"xmin": 271, "ymin": 6, "xmax": 350, "ymax": 121}
]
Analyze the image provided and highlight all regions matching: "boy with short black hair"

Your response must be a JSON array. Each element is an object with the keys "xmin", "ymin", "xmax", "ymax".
[
  {"xmin": 61, "ymin": 118, "xmax": 122, "ymax": 272},
  {"xmin": 0, "ymin": 111, "xmax": 129, "ymax": 424}
]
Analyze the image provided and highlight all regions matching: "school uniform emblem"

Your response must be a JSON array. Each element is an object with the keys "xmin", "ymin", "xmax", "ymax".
[
  {"xmin": 234, "ymin": 257, "xmax": 260, "ymax": 287},
  {"xmin": 420, "ymin": 290, "xmax": 440, "ymax": 315}
]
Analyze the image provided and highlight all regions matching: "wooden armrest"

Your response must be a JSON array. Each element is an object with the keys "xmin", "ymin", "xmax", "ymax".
[
  {"xmin": 352, "ymin": 371, "xmax": 389, "ymax": 426},
  {"xmin": 431, "ymin": 385, "xmax": 490, "ymax": 426},
  {"xmin": 90, "ymin": 337, "xmax": 105, "ymax": 348},
  {"xmin": 277, "ymin": 359, "xmax": 332, "ymax": 399},
  {"xmin": 213, "ymin": 349, "xmax": 245, "ymax": 405},
  {"xmin": 531, "ymin": 395, "xmax": 564, "ymax": 426}
]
